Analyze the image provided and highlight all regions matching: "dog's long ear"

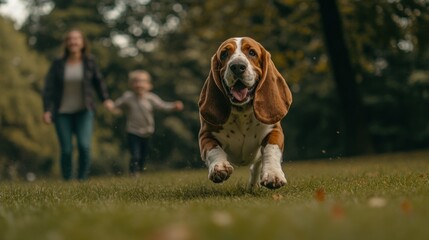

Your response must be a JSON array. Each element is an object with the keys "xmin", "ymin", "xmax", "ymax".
[
  {"xmin": 254, "ymin": 47, "xmax": 292, "ymax": 124},
  {"xmin": 199, "ymin": 54, "xmax": 231, "ymax": 126}
]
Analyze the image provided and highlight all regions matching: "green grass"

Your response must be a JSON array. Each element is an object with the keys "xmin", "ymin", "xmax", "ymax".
[{"xmin": 1, "ymin": 151, "xmax": 429, "ymax": 240}]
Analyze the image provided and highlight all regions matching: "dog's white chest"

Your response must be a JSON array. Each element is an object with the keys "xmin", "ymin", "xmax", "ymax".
[{"xmin": 213, "ymin": 108, "xmax": 274, "ymax": 165}]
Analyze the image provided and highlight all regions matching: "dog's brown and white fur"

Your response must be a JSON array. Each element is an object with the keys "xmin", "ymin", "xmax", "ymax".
[{"xmin": 198, "ymin": 37, "xmax": 292, "ymax": 189}]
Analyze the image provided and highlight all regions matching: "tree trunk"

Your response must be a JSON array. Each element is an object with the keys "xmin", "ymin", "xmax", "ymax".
[{"xmin": 317, "ymin": 0, "xmax": 373, "ymax": 155}]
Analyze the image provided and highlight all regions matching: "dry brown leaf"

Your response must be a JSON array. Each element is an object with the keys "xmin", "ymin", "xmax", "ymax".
[
  {"xmin": 401, "ymin": 200, "xmax": 413, "ymax": 214},
  {"xmin": 331, "ymin": 202, "xmax": 345, "ymax": 220},
  {"xmin": 315, "ymin": 188, "xmax": 326, "ymax": 202}
]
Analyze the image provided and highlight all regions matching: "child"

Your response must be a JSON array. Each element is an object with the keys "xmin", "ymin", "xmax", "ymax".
[{"xmin": 108, "ymin": 70, "xmax": 183, "ymax": 174}]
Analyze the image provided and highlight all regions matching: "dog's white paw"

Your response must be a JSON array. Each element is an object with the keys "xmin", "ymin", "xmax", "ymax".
[
  {"xmin": 208, "ymin": 161, "xmax": 234, "ymax": 183},
  {"xmin": 260, "ymin": 167, "xmax": 287, "ymax": 189}
]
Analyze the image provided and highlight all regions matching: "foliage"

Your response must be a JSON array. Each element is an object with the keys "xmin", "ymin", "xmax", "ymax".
[
  {"xmin": 339, "ymin": 0, "xmax": 429, "ymax": 152},
  {"xmin": 0, "ymin": 151, "xmax": 428, "ymax": 239},
  {"xmin": 0, "ymin": 18, "xmax": 56, "ymax": 179}
]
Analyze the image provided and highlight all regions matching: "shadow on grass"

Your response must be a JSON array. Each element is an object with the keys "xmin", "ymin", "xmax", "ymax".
[{"xmin": 116, "ymin": 182, "xmax": 274, "ymax": 202}]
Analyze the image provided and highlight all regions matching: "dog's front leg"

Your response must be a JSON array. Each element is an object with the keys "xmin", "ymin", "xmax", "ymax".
[
  {"xmin": 260, "ymin": 144, "xmax": 287, "ymax": 189},
  {"xmin": 206, "ymin": 146, "xmax": 234, "ymax": 183}
]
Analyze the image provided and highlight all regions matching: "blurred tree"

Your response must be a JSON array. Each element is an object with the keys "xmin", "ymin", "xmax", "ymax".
[
  {"xmin": 338, "ymin": 0, "xmax": 429, "ymax": 152},
  {"xmin": 0, "ymin": 17, "xmax": 55, "ymax": 179},
  {"xmin": 317, "ymin": 0, "xmax": 373, "ymax": 155}
]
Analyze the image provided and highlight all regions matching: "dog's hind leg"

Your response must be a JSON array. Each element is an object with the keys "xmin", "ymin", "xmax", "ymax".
[{"xmin": 248, "ymin": 160, "xmax": 262, "ymax": 190}]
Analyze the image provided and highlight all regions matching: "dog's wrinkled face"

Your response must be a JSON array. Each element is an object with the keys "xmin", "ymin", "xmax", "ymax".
[{"xmin": 217, "ymin": 37, "xmax": 263, "ymax": 106}]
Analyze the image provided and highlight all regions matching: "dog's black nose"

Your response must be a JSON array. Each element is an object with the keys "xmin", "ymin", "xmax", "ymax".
[{"xmin": 230, "ymin": 62, "xmax": 247, "ymax": 76}]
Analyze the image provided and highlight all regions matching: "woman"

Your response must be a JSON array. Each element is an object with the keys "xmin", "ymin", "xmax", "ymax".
[{"xmin": 42, "ymin": 29, "xmax": 113, "ymax": 180}]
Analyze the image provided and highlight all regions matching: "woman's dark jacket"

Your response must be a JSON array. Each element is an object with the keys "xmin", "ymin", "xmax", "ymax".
[{"xmin": 43, "ymin": 55, "xmax": 110, "ymax": 117}]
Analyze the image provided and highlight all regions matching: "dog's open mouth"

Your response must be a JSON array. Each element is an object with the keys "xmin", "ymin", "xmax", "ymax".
[{"xmin": 228, "ymin": 81, "xmax": 255, "ymax": 104}]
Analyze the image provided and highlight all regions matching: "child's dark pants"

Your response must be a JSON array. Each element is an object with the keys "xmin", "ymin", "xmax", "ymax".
[{"xmin": 127, "ymin": 133, "xmax": 150, "ymax": 174}]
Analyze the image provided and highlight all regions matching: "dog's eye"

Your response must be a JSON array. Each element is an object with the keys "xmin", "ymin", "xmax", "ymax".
[
  {"xmin": 249, "ymin": 49, "xmax": 257, "ymax": 57},
  {"xmin": 220, "ymin": 50, "xmax": 229, "ymax": 60}
]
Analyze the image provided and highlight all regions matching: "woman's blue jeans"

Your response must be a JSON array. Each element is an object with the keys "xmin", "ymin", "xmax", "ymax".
[{"xmin": 54, "ymin": 110, "xmax": 94, "ymax": 180}]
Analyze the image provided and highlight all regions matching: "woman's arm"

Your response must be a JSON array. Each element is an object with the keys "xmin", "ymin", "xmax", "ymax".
[
  {"xmin": 42, "ymin": 61, "xmax": 57, "ymax": 114},
  {"xmin": 42, "ymin": 60, "xmax": 58, "ymax": 124}
]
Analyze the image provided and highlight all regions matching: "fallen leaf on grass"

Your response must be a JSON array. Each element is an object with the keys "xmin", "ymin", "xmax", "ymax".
[
  {"xmin": 368, "ymin": 197, "xmax": 387, "ymax": 208},
  {"xmin": 331, "ymin": 202, "xmax": 345, "ymax": 220},
  {"xmin": 315, "ymin": 188, "xmax": 326, "ymax": 202},
  {"xmin": 401, "ymin": 200, "xmax": 413, "ymax": 214}
]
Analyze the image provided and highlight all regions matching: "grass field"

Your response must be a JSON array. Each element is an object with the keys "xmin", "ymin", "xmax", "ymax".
[{"xmin": 1, "ymin": 151, "xmax": 428, "ymax": 240}]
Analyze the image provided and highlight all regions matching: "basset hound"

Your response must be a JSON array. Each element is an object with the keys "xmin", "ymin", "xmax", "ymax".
[{"xmin": 198, "ymin": 37, "xmax": 293, "ymax": 189}]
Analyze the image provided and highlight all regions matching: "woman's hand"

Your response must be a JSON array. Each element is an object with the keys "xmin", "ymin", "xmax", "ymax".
[
  {"xmin": 103, "ymin": 99, "xmax": 115, "ymax": 111},
  {"xmin": 103, "ymin": 99, "xmax": 122, "ymax": 114},
  {"xmin": 43, "ymin": 112, "xmax": 52, "ymax": 124},
  {"xmin": 175, "ymin": 101, "xmax": 184, "ymax": 111}
]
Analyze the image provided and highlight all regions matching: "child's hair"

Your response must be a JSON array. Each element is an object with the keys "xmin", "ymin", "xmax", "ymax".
[{"xmin": 128, "ymin": 70, "xmax": 151, "ymax": 85}]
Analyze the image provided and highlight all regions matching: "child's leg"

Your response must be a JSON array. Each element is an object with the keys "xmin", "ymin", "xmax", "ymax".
[
  {"xmin": 138, "ymin": 137, "xmax": 150, "ymax": 172},
  {"xmin": 127, "ymin": 133, "xmax": 141, "ymax": 174}
]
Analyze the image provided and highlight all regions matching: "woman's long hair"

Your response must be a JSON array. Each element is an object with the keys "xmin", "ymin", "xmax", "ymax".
[{"xmin": 62, "ymin": 28, "xmax": 90, "ymax": 58}]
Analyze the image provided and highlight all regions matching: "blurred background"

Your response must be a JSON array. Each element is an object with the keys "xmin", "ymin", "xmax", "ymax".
[{"xmin": 0, "ymin": 0, "xmax": 428, "ymax": 180}]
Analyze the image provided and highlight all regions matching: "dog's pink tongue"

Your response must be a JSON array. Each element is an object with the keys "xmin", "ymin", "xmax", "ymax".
[{"xmin": 231, "ymin": 87, "xmax": 248, "ymax": 102}]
